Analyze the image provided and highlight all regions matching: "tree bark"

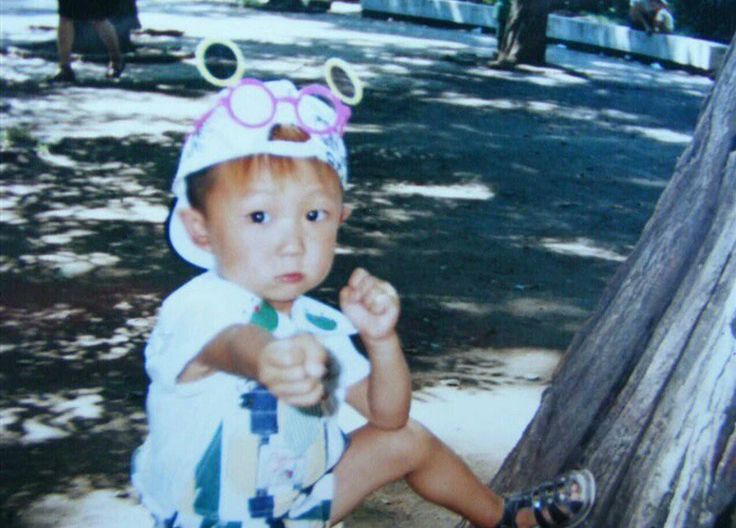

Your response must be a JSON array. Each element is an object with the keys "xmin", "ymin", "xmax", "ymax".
[
  {"xmin": 496, "ymin": 0, "xmax": 550, "ymax": 66},
  {"xmin": 479, "ymin": 36, "xmax": 736, "ymax": 526}
]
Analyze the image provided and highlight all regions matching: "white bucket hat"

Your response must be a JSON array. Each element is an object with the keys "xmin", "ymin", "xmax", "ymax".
[{"xmin": 168, "ymin": 78, "xmax": 350, "ymax": 269}]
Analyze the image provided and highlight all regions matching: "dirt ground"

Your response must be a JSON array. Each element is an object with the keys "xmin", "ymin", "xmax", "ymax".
[{"xmin": 0, "ymin": 0, "xmax": 715, "ymax": 526}]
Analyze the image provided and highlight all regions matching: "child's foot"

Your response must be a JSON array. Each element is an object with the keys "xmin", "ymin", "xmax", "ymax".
[
  {"xmin": 49, "ymin": 65, "xmax": 76, "ymax": 83},
  {"xmin": 106, "ymin": 59, "xmax": 125, "ymax": 79},
  {"xmin": 498, "ymin": 469, "xmax": 595, "ymax": 528}
]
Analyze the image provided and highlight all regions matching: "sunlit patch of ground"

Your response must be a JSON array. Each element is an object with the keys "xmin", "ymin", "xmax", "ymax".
[
  {"xmin": 17, "ymin": 479, "xmax": 151, "ymax": 528},
  {"xmin": 427, "ymin": 91, "xmax": 693, "ymax": 145},
  {"xmin": 340, "ymin": 347, "xmax": 560, "ymax": 492},
  {"xmin": 21, "ymin": 251, "xmax": 121, "ymax": 277},
  {"xmin": 621, "ymin": 125, "xmax": 692, "ymax": 144},
  {"xmin": 382, "ymin": 182, "xmax": 495, "ymax": 200},
  {"xmin": 6, "ymin": 87, "xmax": 201, "ymax": 142},
  {"xmin": 540, "ymin": 237, "xmax": 629, "ymax": 262},
  {"xmin": 8, "ymin": 389, "xmax": 104, "ymax": 445},
  {"xmin": 38, "ymin": 199, "xmax": 169, "ymax": 223}
]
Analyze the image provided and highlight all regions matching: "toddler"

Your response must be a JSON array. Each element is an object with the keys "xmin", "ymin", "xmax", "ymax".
[{"xmin": 132, "ymin": 77, "xmax": 595, "ymax": 528}]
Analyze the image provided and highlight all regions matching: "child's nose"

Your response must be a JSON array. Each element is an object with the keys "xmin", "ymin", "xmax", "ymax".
[{"xmin": 277, "ymin": 220, "xmax": 305, "ymax": 255}]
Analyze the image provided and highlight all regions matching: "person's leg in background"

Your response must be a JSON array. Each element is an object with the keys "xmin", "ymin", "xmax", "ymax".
[
  {"xmin": 53, "ymin": 15, "xmax": 76, "ymax": 81},
  {"xmin": 90, "ymin": 18, "xmax": 124, "ymax": 78},
  {"xmin": 52, "ymin": 0, "xmax": 125, "ymax": 81}
]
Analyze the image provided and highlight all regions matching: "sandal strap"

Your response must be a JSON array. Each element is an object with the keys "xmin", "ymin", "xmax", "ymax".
[
  {"xmin": 499, "ymin": 494, "xmax": 531, "ymax": 528},
  {"xmin": 532, "ymin": 483, "xmax": 572, "ymax": 525},
  {"xmin": 502, "ymin": 470, "xmax": 595, "ymax": 528},
  {"xmin": 500, "ymin": 507, "xmax": 518, "ymax": 528},
  {"xmin": 534, "ymin": 496, "xmax": 568, "ymax": 525}
]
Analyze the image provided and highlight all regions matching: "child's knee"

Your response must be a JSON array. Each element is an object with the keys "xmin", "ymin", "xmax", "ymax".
[
  {"xmin": 384, "ymin": 419, "xmax": 436, "ymax": 465},
  {"xmin": 405, "ymin": 418, "xmax": 434, "ymax": 445}
]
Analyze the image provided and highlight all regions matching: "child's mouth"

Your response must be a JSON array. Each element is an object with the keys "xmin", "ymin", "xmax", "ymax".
[{"xmin": 277, "ymin": 273, "xmax": 305, "ymax": 284}]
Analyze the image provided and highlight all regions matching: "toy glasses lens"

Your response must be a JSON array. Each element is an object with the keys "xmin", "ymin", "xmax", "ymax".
[{"xmin": 222, "ymin": 79, "xmax": 350, "ymax": 136}]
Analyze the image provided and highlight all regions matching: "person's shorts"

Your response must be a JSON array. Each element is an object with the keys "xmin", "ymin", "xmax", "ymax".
[{"xmin": 58, "ymin": 0, "xmax": 117, "ymax": 21}]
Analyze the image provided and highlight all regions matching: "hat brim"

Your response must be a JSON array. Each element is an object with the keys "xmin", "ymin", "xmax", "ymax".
[{"xmin": 167, "ymin": 197, "xmax": 216, "ymax": 270}]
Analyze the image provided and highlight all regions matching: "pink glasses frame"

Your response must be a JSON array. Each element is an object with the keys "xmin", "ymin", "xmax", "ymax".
[{"xmin": 192, "ymin": 78, "xmax": 352, "ymax": 137}]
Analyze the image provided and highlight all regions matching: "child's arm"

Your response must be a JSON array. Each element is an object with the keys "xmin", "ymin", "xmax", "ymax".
[
  {"xmin": 178, "ymin": 324, "xmax": 328, "ymax": 407},
  {"xmin": 340, "ymin": 268, "xmax": 411, "ymax": 430}
]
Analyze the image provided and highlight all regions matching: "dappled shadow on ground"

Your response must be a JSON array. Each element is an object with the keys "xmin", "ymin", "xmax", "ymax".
[{"xmin": 0, "ymin": 1, "xmax": 712, "ymax": 523}]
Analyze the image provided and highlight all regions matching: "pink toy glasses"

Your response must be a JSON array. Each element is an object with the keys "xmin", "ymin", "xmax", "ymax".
[{"xmin": 193, "ymin": 78, "xmax": 352, "ymax": 137}]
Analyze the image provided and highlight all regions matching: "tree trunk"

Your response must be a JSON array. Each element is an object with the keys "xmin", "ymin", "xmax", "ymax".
[
  {"xmin": 496, "ymin": 0, "xmax": 550, "ymax": 66},
  {"xmin": 486, "ymin": 35, "xmax": 736, "ymax": 527},
  {"xmin": 494, "ymin": 0, "xmax": 641, "ymax": 66}
]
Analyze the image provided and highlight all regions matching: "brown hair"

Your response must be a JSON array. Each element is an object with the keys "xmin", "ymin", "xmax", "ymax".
[{"xmin": 186, "ymin": 124, "xmax": 339, "ymax": 212}]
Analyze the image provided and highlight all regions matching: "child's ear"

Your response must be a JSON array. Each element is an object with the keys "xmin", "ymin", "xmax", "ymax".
[
  {"xmin": 179, "ymin": 208, "xmax": 211, "ymax": 250},
  {"xmin": 340, "ymin": 205, "xmax": 352, "ymax": 223}
]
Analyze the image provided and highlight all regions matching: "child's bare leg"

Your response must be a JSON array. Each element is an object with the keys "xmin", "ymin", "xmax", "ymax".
[{"xmin": 329, "ymin": 419, "xmax": 534, "ymax": 528}]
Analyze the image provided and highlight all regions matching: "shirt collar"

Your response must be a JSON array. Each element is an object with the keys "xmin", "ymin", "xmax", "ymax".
[
  {"xmin": 291, "ymin": 296, "xmax": 357, "ymax": 337},
  {"xmin": 204, "ymin": 271, "xmax": 356, "ymax": 337}
]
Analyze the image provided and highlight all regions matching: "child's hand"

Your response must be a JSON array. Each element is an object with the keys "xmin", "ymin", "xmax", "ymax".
[
  {"xmin": 340, "ymin": 268, "xmax": 400, "ymax": 342},
  {"xmin": 257, "ymin": 335, "xmax": 327, "ymax": 407}
]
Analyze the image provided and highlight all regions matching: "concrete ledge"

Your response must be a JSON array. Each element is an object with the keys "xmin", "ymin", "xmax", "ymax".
[
  {"xmin": 362, "ymin": 0, "xmax": 498, "ymax": 29},
  {"xmin": 360, "ymin": 0, "xmax": 728, "ymax": 70},
  {"xmin": 546, "ymin": 15, "xmax": 727, "ymax": 71}
]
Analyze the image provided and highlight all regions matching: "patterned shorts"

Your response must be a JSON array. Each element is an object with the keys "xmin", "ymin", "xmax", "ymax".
[{"xmin": 153, "ymin": 471, "xmax": 339, "ymax": 528}]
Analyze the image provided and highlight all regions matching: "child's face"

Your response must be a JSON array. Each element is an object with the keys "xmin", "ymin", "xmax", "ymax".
[{"xmin": 183, "ymin": 161, "xmax": 347, "ymax": 313}]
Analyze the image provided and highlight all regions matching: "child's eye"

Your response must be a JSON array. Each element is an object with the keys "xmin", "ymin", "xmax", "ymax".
[
  {"xmin": 249, "ymin": 211, "xmax": 270, "ymax": 224},
  {"xmin": 306, "ymin": 210, "xmax": 327, "ymax": 222}
]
